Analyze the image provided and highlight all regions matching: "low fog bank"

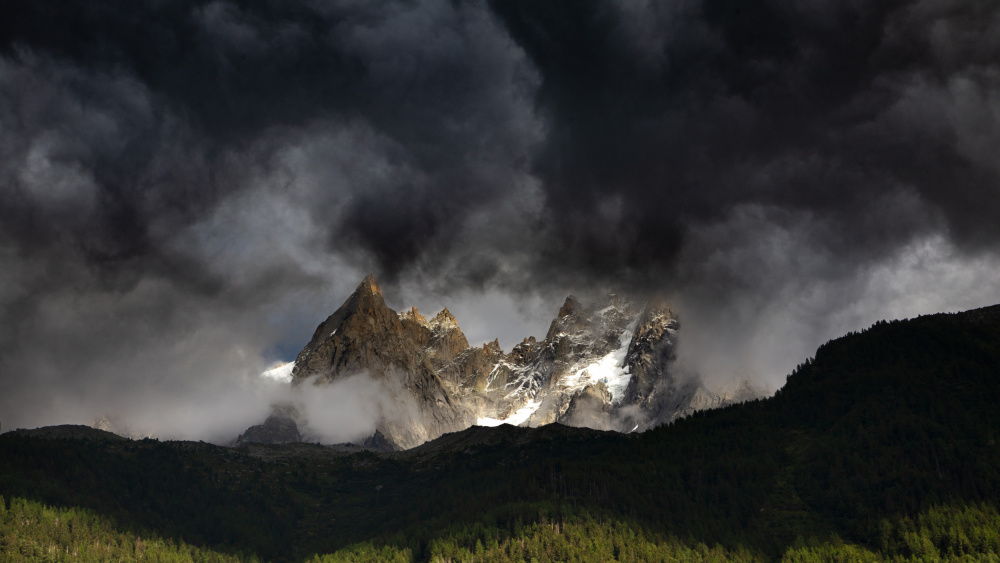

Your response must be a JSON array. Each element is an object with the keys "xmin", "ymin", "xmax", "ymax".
[
  {"xmin": 0, "ymin": 362, "xmax": 420, "ymax": 447},
  {"xmin": 289, "ymin": 372, "xmax": 423, "ymax": 445}
]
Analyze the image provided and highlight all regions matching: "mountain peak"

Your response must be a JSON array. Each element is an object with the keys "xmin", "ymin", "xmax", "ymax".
[
  {"xmin": 430, "ymin": 307, "xmax": 458, "ymax": 330},
  {"xmin": 400, "ymin": 306, "xmax": 429, "ymax": 326},
  {"xmin": 340, "ymin": 273, "xmax": 389, "ymax": 313},
  {"xmin": 357, "ymin": 273, "xmax": 383, "ymax": 299},
  {"xmin": 291, "ymin": 273, "xmax": 400, "ymax": 381},
  {"xmin": 557, "ymin": 296, "xmax": 580, "ymax": 319}
]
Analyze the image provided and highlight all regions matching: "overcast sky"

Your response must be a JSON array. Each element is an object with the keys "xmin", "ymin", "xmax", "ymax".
[{"xmin": 1, "ymin": 0, "xmax": 999, "ymax": 440}]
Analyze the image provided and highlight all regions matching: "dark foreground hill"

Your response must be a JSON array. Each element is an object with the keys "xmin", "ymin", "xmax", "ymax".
[{"xmin": 2, "ymin": 305, "xmax": 999, "ymax": 561}]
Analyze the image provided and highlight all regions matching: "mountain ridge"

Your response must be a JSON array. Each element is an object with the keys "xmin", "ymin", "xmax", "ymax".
[{"xmin": 276, "ymin": 274, "xmax": 761, "ymax": 448}]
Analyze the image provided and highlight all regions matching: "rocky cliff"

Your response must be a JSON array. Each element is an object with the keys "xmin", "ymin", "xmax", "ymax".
[
  {"xmin": 289, "ymin": 274, "xmax": 473, "ymax": 449},
  {"xmin": 244, "ymin": 275, "xmax": 764, "ymax": 449}
]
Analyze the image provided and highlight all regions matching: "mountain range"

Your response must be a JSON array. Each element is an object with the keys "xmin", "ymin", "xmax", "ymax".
[{"xmin": 245, "ymin": 274, "xmax": 763, "ymax": 449}]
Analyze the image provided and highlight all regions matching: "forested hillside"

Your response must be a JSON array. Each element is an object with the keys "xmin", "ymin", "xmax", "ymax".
[{"xmin": 2, "ymin": 305, "xmax": 999, "ymax": 562}]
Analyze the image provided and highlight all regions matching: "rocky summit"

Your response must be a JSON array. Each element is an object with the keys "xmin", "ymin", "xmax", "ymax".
[{"xmin": 258, "ymin": 275, "xmax": 764, "ymax": 449}]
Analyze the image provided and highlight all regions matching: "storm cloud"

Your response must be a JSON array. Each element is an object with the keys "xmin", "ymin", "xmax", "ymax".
[{"xmin": 1, "ymin": 0, "xmax": 998, "ymax": 438}]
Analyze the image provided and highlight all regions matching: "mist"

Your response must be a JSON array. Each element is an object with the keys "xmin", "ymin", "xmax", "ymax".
[{"xmin": 671, "ymin": 214, "xmax": 1000, "ymax": 392}]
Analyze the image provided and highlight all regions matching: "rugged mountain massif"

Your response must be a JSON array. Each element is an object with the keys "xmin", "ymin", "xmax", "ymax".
[{"xmin": 274, "ymin": 275, "xmax": 761, "ymax": 449}]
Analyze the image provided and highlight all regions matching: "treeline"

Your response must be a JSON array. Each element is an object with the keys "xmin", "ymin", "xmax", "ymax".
[
  {"xmin": 5, "ymin": 494, "xmax": 1000, "ymax": 562},
  {"xmin": 0, "ymin": 494, "xmax": 251, "ymax": 561},
  {"xmin": 312, "ymin": 504, "xmax": 1000, "ymax": 562}
]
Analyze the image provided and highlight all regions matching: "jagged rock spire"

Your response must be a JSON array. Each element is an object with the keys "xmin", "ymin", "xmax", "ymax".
[
  {"xmin": 430, "ymin": 307, "xmax": 459, "ymax": 330},
  {"xmin": 400, "ymin": 306, "xmax": 428, "ymax": 326},
  {"xmin": 557, "ymin": 296, "xmax": 580, "ymax": 319},
  {"xmin": 291, "ymin": 273, "xmax": 401, "ymax": 381},
  {"xmin": 358, "ymin": 273, "xmax": 383, "ymax": 299}
]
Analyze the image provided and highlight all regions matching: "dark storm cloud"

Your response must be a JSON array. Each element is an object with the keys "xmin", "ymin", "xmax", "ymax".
[
  {"xmin": 5, "ymin": 0, "xmax": 994, "ymax": 290},
  {"xmin": 0, "ymin": 0, "xmax": 540, "ymax": 280},
  {"xmin": 489, "ymin": 0, "xmax": 1000, "ymax": 287},
  {"xmin": 0, "ymin": 1, "xmax": 363, "ymax": 139}
]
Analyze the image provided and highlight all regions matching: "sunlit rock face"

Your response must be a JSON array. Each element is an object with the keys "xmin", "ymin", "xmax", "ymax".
[
  {"xmin": 289, "ymin": 274, "xmax": 472, "ymax": 450},
  {"xmin": 269, "ymin": 275, "xmax": 764, "ymax": 449}
]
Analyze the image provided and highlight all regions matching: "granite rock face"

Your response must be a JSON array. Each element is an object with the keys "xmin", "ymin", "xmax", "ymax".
[
  {"xmin": 244, "ymin": 275, "xmax": 765, "ymax": 449},
  {"xmin": 289, "ymin": 275, "xmax": 472, "ymax": 449}
]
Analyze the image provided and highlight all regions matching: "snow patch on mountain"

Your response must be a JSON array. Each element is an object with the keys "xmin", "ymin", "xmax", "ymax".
[{"xmin": 559, "ymin": 314, "xmax": 640, "ymax": 404}]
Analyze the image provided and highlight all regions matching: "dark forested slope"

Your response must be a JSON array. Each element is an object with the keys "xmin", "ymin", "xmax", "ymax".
[{"xmin": 2, "ymin": 305, "xmax": 999, "ymax": 561}]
